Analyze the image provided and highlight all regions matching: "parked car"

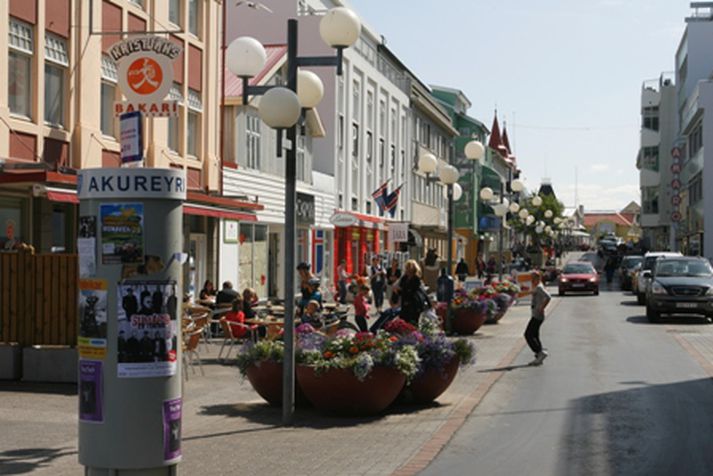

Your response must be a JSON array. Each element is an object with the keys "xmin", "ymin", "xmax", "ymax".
[
  {"xmin": 630, "ymin": 262, "xmax": 643, "ymax": 295},
  {"xmin": 558, "ymin": 262, "xmax": 600, "ymax": 296},
  {"xmin": 645, "ymin": 256, "xmax": 713, "ymax": 323},
  {"xmin": 636, "ymin": 251, "xmax": 683, "ymax": 305},
  {"xmin": 619, "ymin": 255, "xmax": 643, "ymax": 290}
]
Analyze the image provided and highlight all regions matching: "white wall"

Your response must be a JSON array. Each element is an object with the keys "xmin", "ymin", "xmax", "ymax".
[{"xmin": 218, "ymin": 220, "xmax": 240, "ymax": 288}]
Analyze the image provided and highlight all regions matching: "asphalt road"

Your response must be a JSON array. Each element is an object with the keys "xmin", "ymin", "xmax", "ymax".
[{"xmin": 422, "ymin": 280, "xmax": 713, "ymax": 476}]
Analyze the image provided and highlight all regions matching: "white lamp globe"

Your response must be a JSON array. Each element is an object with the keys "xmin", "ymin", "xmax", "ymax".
[
  {"xmin": 545, "ymin": 225, "xmax": 552, "ymax": 233},
  {"xmin": 532, "ymin": 195, "xmax": 543, "ymax": 207},
  {"xmin": 439, "ymin": 165, "xmax": 460, "ymax": 185},
  {"xmin": 493, "ymin": 203, "xmax": 508, "ymax": 217},
  {"xmin": 544, "ymin": 209, "xmax": 553, "ymax": 219},
  {"xmin": 452, "ymin": 183, "xmax": 463, "ymax": 201},
  {"xmin": 226, "ymin": 37, "xmax": 267, "ymax": 78},
  {"xmin": 297, "ymin": 70, "xmax": 324, "ymax": 109},
  {"xmin": 526, "ymin": 216, "xmax": 535, "ymax": 225},
  {"xmin": 258, "ymin": 87, "xmax": 301, "ymax": 129},
  {"xmin": 509, "ymin": 202, "xmax": 520, "ymax": 213},
  {"xmin": 519, "ymin": 209, "xmax": 529, "ymax": 219},
  {"xmin": 464, "ymin": 140, "xmax": 485, "ymax": 161},
  {"xmin": 511, "ymin": 179, "xmax": 525, "ymax": 192},
  {"xmin": 535, "ymin": 225, "xmax": 544, "ymax": 234},
  {"xmin": 479, "ymin": 187, "xmax": 494, "ymax": 201},
  {"xmin": 320, "ymin": 7, "xmax": 361, "ymax": 48},
  {"xmin": 418, "ymin": 152, "xmax": 438, "ymax": 174},
  {"xmin": 554, "ymin": 217, "xmax": 562, "ymax": 224}
]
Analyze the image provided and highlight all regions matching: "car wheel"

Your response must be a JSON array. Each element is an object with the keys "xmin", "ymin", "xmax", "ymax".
[
  {"xmin": 636, "ymin": 293, "xmax": 645, "ymax": 305},
  {"xmin": 646, "ymin": 305, "xmax": 659, "ymax": 323},
  {"xmin": 593, "ymin": 288, "xmax": 599, "ymax": 296},
  {"xmin": 559, "ymin": 289, "xmax": 565, "ymax": 296}
]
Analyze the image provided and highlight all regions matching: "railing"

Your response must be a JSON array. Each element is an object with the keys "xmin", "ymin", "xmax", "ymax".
[{"xmin": 0, "ymin": 251, "xmax": 78, "ymax": 346}]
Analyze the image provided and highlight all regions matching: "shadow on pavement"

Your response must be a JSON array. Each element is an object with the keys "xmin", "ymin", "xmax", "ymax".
[
  {"xmin": 478, "ymin": 364, "xmax": 533, "ymax": 373},
  {"xmin": 619, "ymin": 300, "xmax": 640, "ymax": 307},
  {"xmin": 0, "ymin": 447, "xmax": 77, "ymax": 475},
  {"xmin": 557, "ymin": 378, "xmax": 713, "ymax": 476},
  {"xmin": 626, "ymin": 315, "xmax": 710, "ymax": 325},
  {"xmin": 0, "ymin": 382, "xmax": 76, "ymax": 396}
]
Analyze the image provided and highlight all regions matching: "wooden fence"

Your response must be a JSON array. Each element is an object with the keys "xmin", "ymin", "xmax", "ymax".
[{"xmin": 0, "ymin": 251, "xmax": 78, "ymax": 346}]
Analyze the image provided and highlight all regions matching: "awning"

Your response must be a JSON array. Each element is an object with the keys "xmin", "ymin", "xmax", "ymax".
[
  {"xmin": 47, "ymin": 190, "xmax": 79, "ymax": 204},
  {"xmin": 183, "ymin": 204, "xmax": 257, "ymax": 222},
  {"xmin": 480, "ymin": 165, "xmax": 502, "ymax": 190}
]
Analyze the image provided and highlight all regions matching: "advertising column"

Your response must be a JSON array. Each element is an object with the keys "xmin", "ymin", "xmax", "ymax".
[{"xmin": 78, "ymin": 168, "xmax": 186, "ymax": 475}]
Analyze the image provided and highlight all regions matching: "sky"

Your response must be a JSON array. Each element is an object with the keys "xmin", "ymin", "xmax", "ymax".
[{"xmin": 348, "ymin": 0, "xmax": 692, "ymax": 211}]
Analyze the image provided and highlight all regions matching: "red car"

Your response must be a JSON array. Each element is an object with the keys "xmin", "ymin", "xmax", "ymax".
[{"xmin": 558, "ymin": 262, "xmax": 600, "ymax": 296}]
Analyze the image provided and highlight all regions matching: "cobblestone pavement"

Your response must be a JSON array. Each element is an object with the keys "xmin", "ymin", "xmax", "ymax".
[{"xmin": 0, "ymin": 302, "xmax": 535, "ymax": 476}]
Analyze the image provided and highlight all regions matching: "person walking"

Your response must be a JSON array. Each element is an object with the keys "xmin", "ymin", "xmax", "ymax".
[
  {"xmin": 525, "ymin": 271, "xmax": 551, "ymax": 366},
  {"xmin": 337, "ymin": 259, "xmax": 349, "ymax": 304},
  {"xmin": 455, "ymin": 258, "xmax": 469, "ymax": 282},
  {"xmin": 369, "ymin": 255, "xmax": 386, "ymax": 312},
  {"xmin": 386, "ymin": 257, "xmax": 402, "ymax": 300},
  {"xmin": 354, "ymin": 284, "xmax": 371, "ymax": 332},
  {"xmin": 393, "ymin": 259, "xmax": 428, "ymax": 325}
]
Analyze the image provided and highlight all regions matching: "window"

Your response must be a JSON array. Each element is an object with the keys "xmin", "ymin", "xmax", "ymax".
[
  {"xmin": 390, "ymin": 145, "xmax": 396, "ymax": 178},
  {"xmin": 8, "ymin": 19, "xmax": 33, "ymax": 118},
  {"xmin": 642, "ymin": 106, "xmax": 659, "ymax": 131},
  {"xmin": 187, "ymin": 89, "xmax": 202, "ymax": 157},
  {"xmin": 378, "ymin": 138, "xmax": 385, "ymax": 170},
  {"xmin": 689, "ymin": 173, "xmax": 703, "ymax": 205},
  {"xmin": 379, "ymin": 100, "xmax": 386, "ymax": 136},
  {"xmin": 296, "ymin": 135, "xmax": 306, "ymax": 182},
  {"xmin": 338, "ymin": 115, "xmax": 344, "ymax": 150},
  {"xmin": 169, "ymin": 0, "xmax": 181, "ymax": 25},
  {"xmin": 351, "ymin": 197, "xmax": 358, "ymax": 212},
  {"xmin": 642, "ymin": 187, "xmax": 659, "ymax": 214},
  {"xmin": 167, "ymin": 84, "xmax": 183, "ymax": 151},
  {"xmin": 128, "ymin": 0, "xmax": 144, "ymax": 6},
  {"xmin": 188, "ymin": 0, "xmax": 201, "ymax": 37},
  {"xmin": 367, "ymin": 90, "xmax": 374, "ymax": 129},
  {"xmin": 641, "ymin": 146, "xmax": 659, "ymax": 171},
  {"xmin": 352, "ymin": 80, "xmax": 360, "ymax": 121},
  {"xmin": 688, "ymin": 123, "xmax": 703, "ymax": 159},
  {"xmin": 352, "ymin": 123, "xmax": 359, "ymax": 158},
  {"xmin": 246, "ymin": 113, "xmax": 261, "ymax": 169},
  {"xmin": 366, "ymin": 131, "xmax": 373, "ymax": 166},
  {"xmin": 400, "ymin": 150, "xmax": 405, "ymax": 179},
  {"xmin": 101, "ymin": 56, "xmax": 118, "ymax": 136},
  {"xmin": 44, "ymin": 34, "xmax": 69, "ymax": 127}
]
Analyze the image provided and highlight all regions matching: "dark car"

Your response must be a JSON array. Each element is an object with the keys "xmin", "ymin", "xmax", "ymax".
[
  {"xmin": 558, "ymin": 262, "xmax": 599, "ymax": 296},
  {"xmin": 645, "ymin": 257, "xmax": 713, "ymax": 323},
  {"xmin": 619, "ymin": 255, "xmax": 643, "ymax": 290}
]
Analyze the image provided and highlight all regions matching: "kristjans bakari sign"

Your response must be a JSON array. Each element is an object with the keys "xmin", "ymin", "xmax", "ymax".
[{"xmin": 110, "ymin": 37, "xmax": 182, "ymax": 117}]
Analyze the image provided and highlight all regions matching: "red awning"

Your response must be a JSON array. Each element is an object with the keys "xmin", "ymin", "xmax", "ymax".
[
  {"xmin": 46, "ymin": 190, "xmax": 79, "ymax": 204},
  {"xmin": 183, "ymin": 205, "xmax": 256, "ymax": 222}
]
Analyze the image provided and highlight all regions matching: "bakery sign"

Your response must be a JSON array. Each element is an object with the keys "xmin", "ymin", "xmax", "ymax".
[{"xmin": 109, "ymin": 37, "xmax": 182, "ymax": 117}]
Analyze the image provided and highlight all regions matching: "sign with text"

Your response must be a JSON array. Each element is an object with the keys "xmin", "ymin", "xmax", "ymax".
[
  {"xmin": 388, "ymin": 222, "xmax": 409, "ymax": 243},
  {"xmin": 296, "ymin": 193, "xmax": 315, "ymax": 225},
  {"xmin": 120, "ymin": 111, "xmax": 144, "ymax": 167},
  {"xmin": 78, "ymin": 168, "xmax": 187, "ymax": 200},
  {"xmin": 110, "ymin": 36, "xmax": 182, "ymax": 117}
]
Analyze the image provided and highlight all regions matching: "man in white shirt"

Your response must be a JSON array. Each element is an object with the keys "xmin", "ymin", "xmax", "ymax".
[{"xmin": 337, "ymin": 259, "xmax": 349, "ymax": 304}]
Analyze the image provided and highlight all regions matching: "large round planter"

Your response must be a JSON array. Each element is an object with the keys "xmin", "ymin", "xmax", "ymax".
[
  {"xmin": 487, "ymin": 295, "xmax": 514, "ymax": 324},
  {"xmin": 403, "ymin": 356, "xmax": 460, "ymax": 404},
  {"xmin": 245, "ymin": 360, "xmax": 307, "ymax": 407},
  {"xmin": 296, "ymin": 365, "xmax": 406, "ymax": 416},
  {"xmin": 451, "ymin": 308, "xmax": 486, "ymax": 335}
]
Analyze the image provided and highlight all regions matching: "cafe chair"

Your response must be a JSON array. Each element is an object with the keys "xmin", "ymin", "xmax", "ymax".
[
  {"xmin": 183, "ymin": 326, "xmax": 205, "ymax": 381},
  {"xmin": 218, "ymin": 317, "xmax": 255, "ymax": 362}
]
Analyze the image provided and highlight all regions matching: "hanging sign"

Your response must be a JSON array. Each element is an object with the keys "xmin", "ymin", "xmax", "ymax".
[
  {"xmin": 329, "ymin": 212, "xmax": 358, "ymax": 227},
  {"xmin": 670, "ymin": 145, "xmax": 683, "ymax": 223},
  {"xmin": 120, "ymin": 111, "xmax": 144, "ymax": 166},
  {"xmin": 388, "ymin": 222, "xmax": 409, "ymax": 243},
  {"xmin": 110, "ymin": 36, "xmax": 182, "ymax": 117}
]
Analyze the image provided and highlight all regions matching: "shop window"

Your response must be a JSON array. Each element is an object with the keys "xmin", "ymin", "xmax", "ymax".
[
  {"xmin": 239, "ymin": 224, "xmax": 268, "ymax": 298},
  {"xmin": 0, "ymin": 197, "xmax": 27, "ymax": 249},
  {"xmin": 8, "ymin": 19, "xmax": 34, "ymax": 119}
]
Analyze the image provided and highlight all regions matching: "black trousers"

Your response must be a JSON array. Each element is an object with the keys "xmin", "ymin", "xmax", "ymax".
[
  {"xmin": 524, "ymin": 317, "xmax": 544, "ymax": 354},
  {"xmin": 355, "ymin": 315, "xmax": 369, "ymax": 332}
]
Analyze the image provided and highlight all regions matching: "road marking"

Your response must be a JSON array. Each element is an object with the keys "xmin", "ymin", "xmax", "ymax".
[
  {"xmin": 392, "ymin": 297, "xmax": 563, "ymax": 476},
  {"xmin": 671, "ymin": 333, "xmax": 713, "ymax": 378}
]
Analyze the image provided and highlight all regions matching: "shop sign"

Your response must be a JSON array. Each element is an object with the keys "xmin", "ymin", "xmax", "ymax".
[
  {"xmin": 110, "ymin": 36, "xmax": 182, "ymax": 117},
  {"xmin": 78, "ymin": 168, "xmax": 186, "ymax": 200},
  {"xmin": 296, "ymin": 193, "xmax": 315, "ymax": 225},
  {"xmin": 388, "ymin": 223, "xmax": 409, "ymax": 243},
  {"xmin": 329, "ymin": 212, "xmax": 358, "ymax": 227},
  {"xmin": 670, "ymin": 144, "xmax": 683, "ymax": 223},
  {"xmin": 120, "ymin": 111, "xmax": 143, "ymax": 166}
]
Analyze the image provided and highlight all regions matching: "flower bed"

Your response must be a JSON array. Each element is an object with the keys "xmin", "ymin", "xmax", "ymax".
[{"xmin": 449, "ymin": 289, "xmax": 487, "ymax": 335}]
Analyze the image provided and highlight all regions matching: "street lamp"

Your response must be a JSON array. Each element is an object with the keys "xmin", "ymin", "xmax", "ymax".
[
  {"xmin": 532, "ymin": 195, "xmax": 543, "ymax": 207},
  {"xmin": 227, "ymin": 8, "xmax": 360, "ymax": 426}
]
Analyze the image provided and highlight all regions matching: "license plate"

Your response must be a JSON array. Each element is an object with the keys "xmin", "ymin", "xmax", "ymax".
[
  {"xmin": 572, "ymin": 284, "xmax": 585, "ymax": 288},
  {"xmin": 676, "ymin": 302, "xmax": 698, "ymax": 309}
]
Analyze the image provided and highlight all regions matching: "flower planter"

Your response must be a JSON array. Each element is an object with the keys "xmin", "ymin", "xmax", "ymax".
[
  {"xmin": 296, "ymin": 365, "xmax": 406, "ymax": 416},
  {"xmin": 486, "ymin": 295, "xmax": 514, "ymax": 324},
  {"xmin": 402, "ymin": 356, "xmax": 460, "ymax": 404},
  {"xmin": 245, "ymin": 360, "xmax": 307, "ymax": 407},
  {"xmin": 451, "ymin": 308, "xmax": 486, "ymax": 335}
]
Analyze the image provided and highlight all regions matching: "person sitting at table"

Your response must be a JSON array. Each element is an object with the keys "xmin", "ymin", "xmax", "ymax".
[
  {"xmin": 199, "ymin": 280, "xmax": 217, "ymax": 302},
  {"xmin": 224, "ymin": 295, "xmax": 256, "ymax": 340},
  {"xmin": 216, "ymin": 281, "xmax": 239, "ymax": 307},
  {"xmin": 298, "ymin": 278, "xmax": 323, "ymax": 315},
  {"xmin": 300, "ymin": 300, "xmax": 323, "ymax": 329},
  {"xmin": 242, "ymin": 288, "xmax": 258, "ymax": 319}
]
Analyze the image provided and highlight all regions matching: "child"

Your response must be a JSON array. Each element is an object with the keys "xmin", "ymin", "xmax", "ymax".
[
  {"xmin": 525, "ymin": 271, "xmax": 551, "ymax": 366},
  {"xmin": 354, "ymin": 283, "xmax": 371, "ymax": 332},
  {"xmin": 301, "ymin": 300, "xmax": 323, "ymax": 329},
  {"xmin": 369, "ymin": 292, "xmax": 401, "ymax": 333}
]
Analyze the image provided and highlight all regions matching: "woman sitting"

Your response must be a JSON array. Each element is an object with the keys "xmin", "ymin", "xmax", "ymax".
[{"xmin": 224, "ymin": 295, "xmax": 256, "ymax": 339}]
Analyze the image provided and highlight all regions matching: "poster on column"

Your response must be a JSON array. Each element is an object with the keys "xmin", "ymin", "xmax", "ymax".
[
  {"xmin": 79, "ymin": 360, "xmax": 104, "ymax": 423},
  {"xmin": 100, "ymin": 203, "xmax": 145, "ymax": 265},
  {"xmin": 116, "ymin": 280, "xmax": 179, "ymax": 378},
  {"xmin": 163, "ymin": 397, "xmax": 182, "ymax": 461},
  {"xmin": 78, "ymin": 279, "xmax": 108, "ymax": 360}
]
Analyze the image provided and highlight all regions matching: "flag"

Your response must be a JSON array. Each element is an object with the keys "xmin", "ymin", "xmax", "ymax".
[
  {"xmin": 371, "ymin": 179, "xmax": 390, "ymax": 212},
  {"xmin": 384, "ymin": 184, "xmax": 403, "ymax": 217}
]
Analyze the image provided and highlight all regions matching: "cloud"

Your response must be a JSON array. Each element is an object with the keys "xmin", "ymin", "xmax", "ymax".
[
  {"xmin": 589, "ymin": 163, "xmax": 610, "ymax": 172},
  {"xmin": 557, "ymin": 183, "xmax": 639, "ymax": 211}
]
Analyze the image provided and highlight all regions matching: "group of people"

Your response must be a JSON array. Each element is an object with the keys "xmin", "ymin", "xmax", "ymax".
[
  {"xmin": 118, "ymin": 329, "xmax": 173, "ymax": 363},
  {"xmin": 199, "ymin": 280, "xmax": 260, "ymax": 339}
]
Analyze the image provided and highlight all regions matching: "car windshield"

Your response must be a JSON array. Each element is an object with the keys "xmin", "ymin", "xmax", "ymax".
[
  {"xmin": 655, "ymin": 259, "xmax": 713, "ymax": 277},
  {"xmin": 622, "ymin": 257, "xmax": 643, "ymax": 269},
  {"xmin": 563, "ymin": 264, "xmax": 594, "ymax": 274},
  {"xmin": 643, "ymin": 256, "xmax": 659, "ymax": 270}
]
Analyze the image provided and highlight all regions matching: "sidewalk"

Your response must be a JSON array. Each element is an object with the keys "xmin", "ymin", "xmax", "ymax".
[{"xmin": 1, "ymin": 303, "xmax": 537, "ymax": 476}]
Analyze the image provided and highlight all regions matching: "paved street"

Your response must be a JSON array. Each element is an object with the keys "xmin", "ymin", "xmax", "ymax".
[{"xmin": 423, "ymin": 282, "xmax": 713, "ymax": 476}]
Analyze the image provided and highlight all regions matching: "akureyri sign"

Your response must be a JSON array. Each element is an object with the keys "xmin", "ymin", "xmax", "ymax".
[{"xmin": 110, "ymin": 37, "xmax": 182, "ymax": 117}]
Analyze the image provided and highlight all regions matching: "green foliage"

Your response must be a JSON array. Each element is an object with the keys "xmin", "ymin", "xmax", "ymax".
[
  {"xmin": 235, "ymin": 340, "xmax": 284, "ymax": 377},
  {"xmin": 509, "ymin": 193, "xmax": 566, "ymax": 246}
]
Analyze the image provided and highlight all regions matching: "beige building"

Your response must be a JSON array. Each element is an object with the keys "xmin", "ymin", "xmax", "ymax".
[{"xmin": 0, "ymin": 0, "xmax": 260, "ymax": 296}]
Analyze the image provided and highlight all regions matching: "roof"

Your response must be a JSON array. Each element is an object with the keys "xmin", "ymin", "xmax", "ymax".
[
  {"xmin": 583, "ymin": 212, "xmax": 632, "ymax": 228},
  {"xmin": 224, "ymin": 45, "xmax": 287, "ymax": 101}
]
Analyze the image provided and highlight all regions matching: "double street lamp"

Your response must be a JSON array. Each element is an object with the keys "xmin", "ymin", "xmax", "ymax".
[{"xmin": 227, "ymin": 7, "xmax": 361, "ymax": 425}]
